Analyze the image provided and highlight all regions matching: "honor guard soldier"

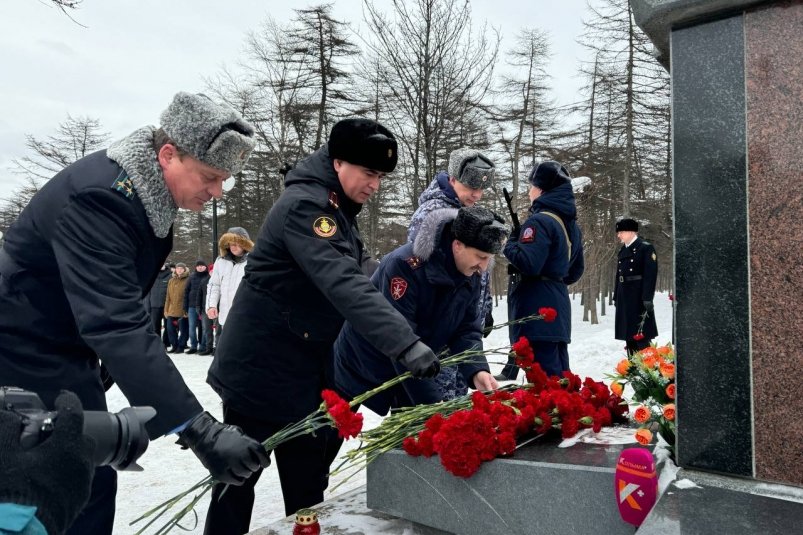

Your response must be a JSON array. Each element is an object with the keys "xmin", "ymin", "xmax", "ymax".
[{"xmin": 614, "ymin": 218, "xmax": 658, "ymax": 353}]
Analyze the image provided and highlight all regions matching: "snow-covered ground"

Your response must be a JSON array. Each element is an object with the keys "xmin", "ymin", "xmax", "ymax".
[{"xmin": 109, "ymin": 292, "xmax": 673, "ymax": 534}]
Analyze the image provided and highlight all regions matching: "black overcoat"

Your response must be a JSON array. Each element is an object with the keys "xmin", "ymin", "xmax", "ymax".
[
  {"xmin": 614, "ymin": 237, "xmax": 658, "ymax": 341},
  {"xmin": 0, "ymin": 150, "xmax": 202, "ymax": 436},
  {"xmin": 207, "ymin": 146, "xmax": 419, "ymax": 422}
]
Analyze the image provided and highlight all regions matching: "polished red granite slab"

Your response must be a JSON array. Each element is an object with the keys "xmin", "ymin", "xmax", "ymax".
[{"xmin": 745, "ymin": 0, "xmax": 803, "ymax": 487}]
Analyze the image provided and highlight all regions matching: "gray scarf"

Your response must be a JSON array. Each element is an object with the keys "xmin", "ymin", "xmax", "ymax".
[{"xmin": 107, "ymin": 126, "xmax": 177, "ymax": 238}]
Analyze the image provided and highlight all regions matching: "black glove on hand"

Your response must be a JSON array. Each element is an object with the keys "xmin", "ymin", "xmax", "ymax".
[
  {"xmin": 397, "ymin": 341, "xmax": 440, "ymax": 378},
  {"xmin": 643, "ymin": 300, "xmax": 654, "ymax": 313},
  {"xmin": 482, "ymin": 313, "xmax": 494, "ymax": 338},
  {"xmin": 0, "ymin": 391, "xmax": 95, "ymax": 535},
  {"xmin": 509, "ymin": 225, "xmax": 521, "ymax": 241},
  {"xmin": 177, "ymin": 412, "xmax": 270, "ymax": 485}
]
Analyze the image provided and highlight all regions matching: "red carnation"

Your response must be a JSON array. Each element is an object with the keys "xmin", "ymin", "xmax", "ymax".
[
  {"xmin": 633, "ymin": 333, "xmax": 645, "ymax": 341},
  {"xmin": 538, "ymin": 307, "xmax": 558, "ymax": 322}
]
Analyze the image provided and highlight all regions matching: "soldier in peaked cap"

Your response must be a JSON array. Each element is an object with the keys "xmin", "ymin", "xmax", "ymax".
[
  {"xmin": 0, "ymin": 92, "xmax": 269, "ymax": 534},
  {"xmin": 205, "ymin": 118, "xmax": 441, "ymax": 533},
  {"xmin": 500, "ymin": 160, "xmax": 585, "ymax": 381},
  {"xmin": 614, "ymin": 218, "xmax": 658, "ymax": 352},
  {"xmin": 334, "ymin": 206, "xmax": 507, "ymax": 416}
]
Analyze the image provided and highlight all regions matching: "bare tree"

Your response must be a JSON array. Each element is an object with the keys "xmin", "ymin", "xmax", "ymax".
[
  {"xmin": 12, "ymin": 115, "xmax": 109, "ymax": 182},
  {"xmin": 361, "ymin": 0, "xmax": 500, "ymax": 208}
]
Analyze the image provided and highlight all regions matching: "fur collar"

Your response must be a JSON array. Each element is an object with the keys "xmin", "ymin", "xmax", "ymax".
[
  {"xmin": 107, "ymin": 126, "xmax": 177, "ymax": 238},
  {"xmin": 413, "ymin": 208, "xmax": 458, "ymax": 261}
]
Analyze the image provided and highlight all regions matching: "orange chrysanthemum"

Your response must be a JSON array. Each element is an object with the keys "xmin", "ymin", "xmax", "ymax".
[
  {"xmin": 641, "ymin": 355, "xmax": 659, "ymax": 369},
  {"xmin": 641, "ymin": 347, "xmax": 659, "ymax": 360},
  {"xmin": 616, "ymin": 359, "xmax": 631, "ymax": 375},
  {"xmin": 666, "ymin": 383, "xmax": 676, "ymax": 399},
  {"xmin": 659, "ymin": 362, "xmax": 676, "ymax": 379},
  {"xmin": 635, "ymin": 428, "xmax": 653, "ymax": 445},
  {"xmin": 657, "ymin": 345, "xmax": 672, "ymax": 356},
  {"xmin": 663, "ymin": 403, "xmax": 676, "ymax": 421},
  {"xmin": 633, "ymin": 405, "xmax": 651, "ymax": 423},
  {"xmin": 610, "ymin": 382, "xmax": 623, "ymax": 397}
]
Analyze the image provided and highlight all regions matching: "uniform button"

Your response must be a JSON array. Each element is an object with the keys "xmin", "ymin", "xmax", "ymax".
[
  {"xmin": 304, "ymin": 332, "xmax": 309, "ymax": 339},
  {"xmin": 631, "ymin": 259, "xmax": 634, "ymax": 262},
  {"xmin": 629, "ymin": 268, "xmax": 633, "ymax": 271}
]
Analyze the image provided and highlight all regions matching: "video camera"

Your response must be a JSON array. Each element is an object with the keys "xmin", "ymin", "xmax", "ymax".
[{"xmin": 0, "ymin": 386, "xmax": 155, "ymax": 471}]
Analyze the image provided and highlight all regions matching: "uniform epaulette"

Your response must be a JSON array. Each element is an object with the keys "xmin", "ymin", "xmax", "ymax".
[
  {"xmin": 328, "ymin": 191, "xmax": 339, "ymax": 210},
  {"xmin": 111, "ymin": 170, "xmax": 135, "ymax": 199},
  {"xmin": 406, "ymin": 256, "xmax": 423, "ymax": 270}
]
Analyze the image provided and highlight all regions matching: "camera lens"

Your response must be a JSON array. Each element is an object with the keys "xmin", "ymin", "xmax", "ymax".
[{"xmin": 82, "ymin": 407, "xmax": 156, "ymax": 470}]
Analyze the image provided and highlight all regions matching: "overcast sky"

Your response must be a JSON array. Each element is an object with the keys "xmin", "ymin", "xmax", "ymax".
[{"xmin": 0, "ymin": 0, "xmax": 599, "ymax": 198}]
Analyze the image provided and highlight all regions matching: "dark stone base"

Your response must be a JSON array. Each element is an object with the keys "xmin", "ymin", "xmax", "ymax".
[
  {"xmin": 366, "ymin": 434, "xmax": 643, "ymax": 535},
  {"xmin": 638, "ymin": 469, "xmax": 803, "ymax": 534}
]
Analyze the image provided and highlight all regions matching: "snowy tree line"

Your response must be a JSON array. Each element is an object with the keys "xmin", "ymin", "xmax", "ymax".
[{"xmin": 0, "ymin": 0, "xmax": 672, "ymax": 323}]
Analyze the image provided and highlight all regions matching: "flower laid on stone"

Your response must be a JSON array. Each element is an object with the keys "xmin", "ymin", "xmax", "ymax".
[
  {"xmin": 399, "ymin": 358, "xmax": 627, "ymax": 478},
  {"xmin": 609, "ymin": 343, "xmax": 676, "ymax": 453}
]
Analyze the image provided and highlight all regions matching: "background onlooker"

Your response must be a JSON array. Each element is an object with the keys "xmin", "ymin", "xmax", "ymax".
[
  {"xmin": 165, "ymin": 262, "xmax": 190, "ymax": 353},
  {"xmin": 206, "ymin": 227, "xmax": 253, "ymax": 342},
  {"xmin": 146, "ymin": 262, "xmax": 172, "ymax": 348},
  {"xmin": 183, "ymin": 260, "xmax": 210, "ymax": 355},
  {"xmin": 198, "ymin": 263, "xmax": 215, "ymax": 356}
]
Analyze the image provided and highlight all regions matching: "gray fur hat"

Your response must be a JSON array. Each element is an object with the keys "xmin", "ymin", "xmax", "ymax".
[
  {"xmin": 160, "ymin": 92, "xmax": 256, "ymax": 175},
  {"xmin": 452, "ymin": 206, "xmax": 508, "ymax": 254},
  {"xmin": 447, "ymin": 148, "xmax": 495, "ymax": 189}
]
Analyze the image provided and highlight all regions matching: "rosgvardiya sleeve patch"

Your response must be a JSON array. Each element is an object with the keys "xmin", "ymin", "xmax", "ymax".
[
  {"xmin": 312, "ymin": 215, "xmax": 338, "ymax": 238},
  {"xmin": 520, "ymin": 225, "xmax": 535, "ymax": 243},
  {"xmin": 390, "ymin": 276, "xmax": 408, "ymax": 300}
]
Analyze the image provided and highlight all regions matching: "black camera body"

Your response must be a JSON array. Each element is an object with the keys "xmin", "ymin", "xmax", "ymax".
[{"xmin": 0, "ymin": 386, "xmax": 156, "ymax": 471}]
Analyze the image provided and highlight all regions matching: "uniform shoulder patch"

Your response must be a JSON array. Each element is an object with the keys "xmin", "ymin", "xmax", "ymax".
[
  {"xmin": 111, "ymin": 170, "xmax": 134, "ymax": 199},
  {"xmin": 405, "ymin": 256, "xmax": 423, "ymax": 270},
  {"xmin": 521, "ymin": 226, "xmax": 535, "ymax": 243},
  {"xmin": 313, "ymin": 215, "xmax": 337, "ymax": 238},
  {"xmin": 390, "ymin": 276, "xmax": 408, "ymax": 300}
]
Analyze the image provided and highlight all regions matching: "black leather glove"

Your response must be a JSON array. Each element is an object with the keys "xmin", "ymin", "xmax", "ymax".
[
  {"xmin": 509, "ymin": 225, "xmax": 521, "ymax": 241},
  {"xmin": 482, "ymin": 312, "xmax": 494, "ymax": 338},
  {"xmin": 643, "ymin": 300, "xmax": 654, "ymax": 313},
  {"xmin": 397, "ymin": 341, "xmax": 440, "ymax": 378},
  {"xmin": 0, "ymin": 391, "xmax": 95, "ymax": 535},
  {"xmin": 177, "ymin": 412, "xmax": 270, "ymax": 485}
]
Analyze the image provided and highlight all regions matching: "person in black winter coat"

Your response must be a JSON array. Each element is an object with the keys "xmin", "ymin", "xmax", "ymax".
[
  {"xmin": 205, "ymin": 118, "xmax": 440, "ymax": 533},
  {"xmin": 0, "ymin": 92, "xmax": 269, "ymax": 534},
  {"xmin": 198, "ymin": 267, "xmax": 214, "ymax": 355},
  {"xmin": 183, "ymin": 260, "xmax": 210, "ymax": 354},
  {"xmin": 500, "ymin": 161, "xmax": 585, "ymax": 380},
  {"xmin": 334, "ymin": 206, "xmax": 506, "ymax": 416},
  {"xmin": 147, "ymin": 261, "xmax": 172, "ymax": 343},
  {"xmin": 613, "ymin": 218, "xmax": 658, "ymax": 352}
]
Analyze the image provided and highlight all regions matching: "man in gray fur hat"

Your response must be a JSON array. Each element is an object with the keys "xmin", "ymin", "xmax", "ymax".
[
  {"xmin": 407, "ymin": 148, "xmax": 496, "ymax": 399},
  {"xmin": 0, "ymin": 91, "xmax": 269, "ymax": 534}
]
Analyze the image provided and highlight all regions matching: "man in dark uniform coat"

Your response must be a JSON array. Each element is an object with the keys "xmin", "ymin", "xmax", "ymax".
[
  {"xmin": 0, "ymin": 92, "xmax": 269, "ymax": 534},
  {"xmin": 334, "ymin": 206, "xmax": 506, "ymax": 416},
  {"xmin": 205, "ymin": 119, "xmax": 441, "ymax": 534},
  {"xmin": 613, "ymin": 218, "xmax": 658, "ymax": 352},
  {"xmin": 500, "ymin": 161, "xmax": 585, "ymax": 380}
]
